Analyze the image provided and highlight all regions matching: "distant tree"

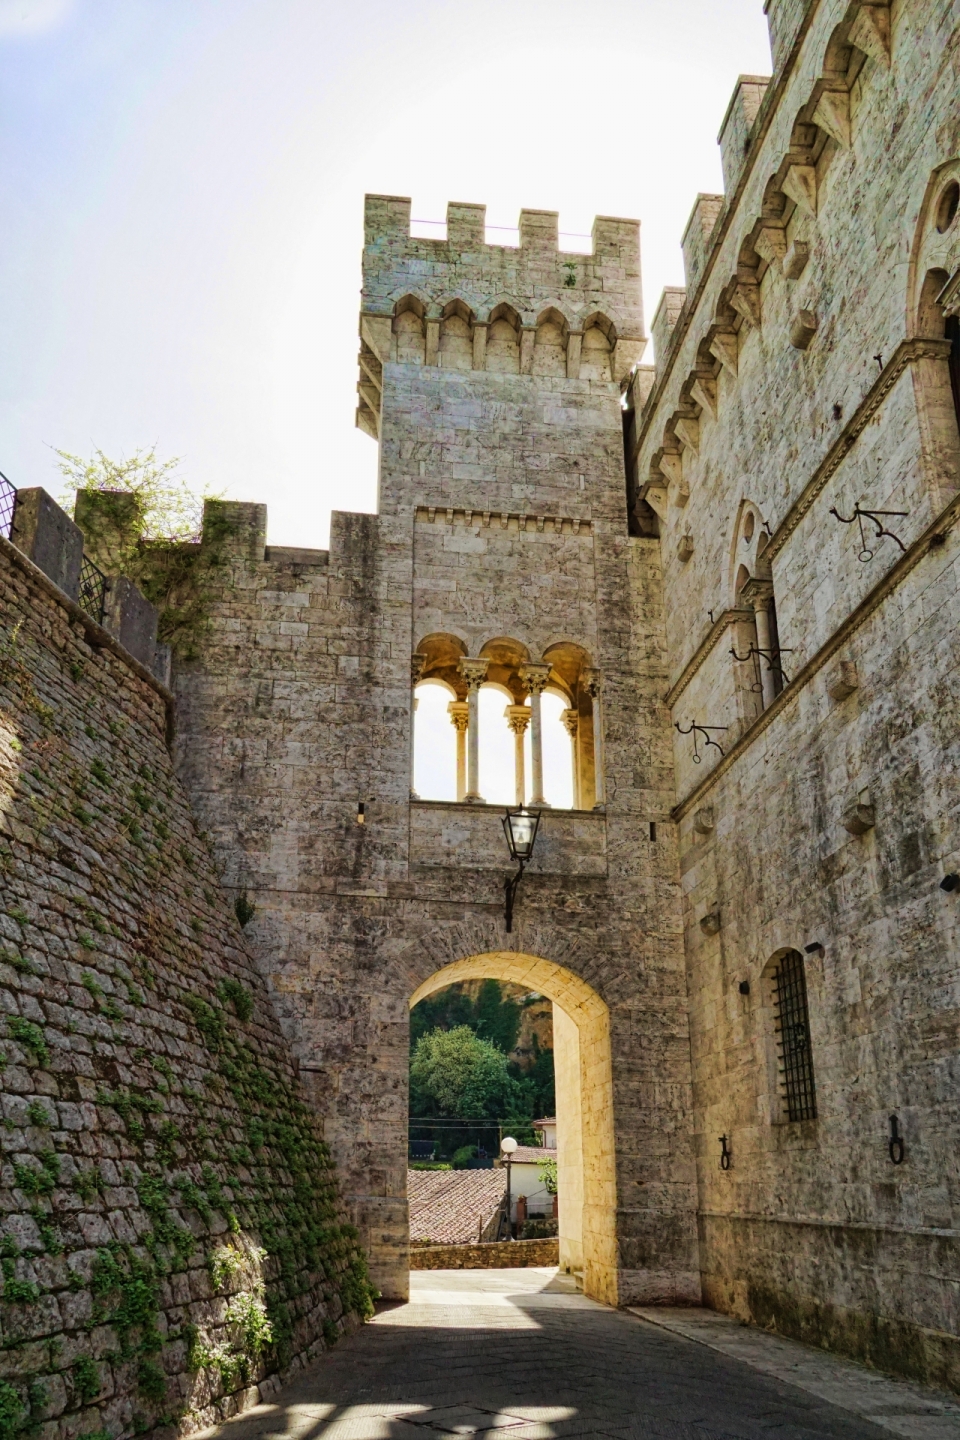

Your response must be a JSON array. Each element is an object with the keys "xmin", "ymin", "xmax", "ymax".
[
  {"xmin": 409, "ymin": 979, "xmax": 523, "ymax": 1053},
  {"xmin": 410, "ymin": 1026, "xmax": 530, "ymax": 1121},
  {"xmin": 472, "ymin": 978, "xmax": 522, "ymax": 1054},
  {"xmin": 516, "ymin": 1042, "xmax": 556, "ymax": 1118},
  {"xmin": 537, "ymin": 1155, "xmax": 558, "ymax": 1195}
]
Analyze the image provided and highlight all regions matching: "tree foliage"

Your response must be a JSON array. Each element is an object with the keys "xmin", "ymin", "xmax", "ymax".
[
  {"xmin": 410, "ymin": 978, "xmax": 522, "ymax": 1052},
  {"xmin": 53, "ymin": 446, "xmax": 232, "ymax": 660},
  {"xmin": 409, "ymin": 1027, "xmax": 528, "ymax": 1120},
  {"xmin": 55, "ymin": 446, "xmax": 207, "ymax": 550}
]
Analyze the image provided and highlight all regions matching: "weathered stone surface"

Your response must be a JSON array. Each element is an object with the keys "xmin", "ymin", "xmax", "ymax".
[
  {"xmin": 0, "ymin": 540, "xmax": 372, "ymax": 1440},
  {"xmin": 627, "ymin": 0, "xmax": 960, "ymax": 1392},
  {"xmin": 409, "ymin": 1238, "xmax": 559, "ymax": 1269}
]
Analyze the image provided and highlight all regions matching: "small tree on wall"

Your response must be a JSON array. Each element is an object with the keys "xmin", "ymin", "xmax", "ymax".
[{"xmin": 54, "ymin": 446, "xmax": 229, "ymax": 659}]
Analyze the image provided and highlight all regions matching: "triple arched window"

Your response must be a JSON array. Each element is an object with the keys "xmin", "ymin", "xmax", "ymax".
[{"xmin": 411, "ymin": 635, "xmax": 604, "ymax": 811}]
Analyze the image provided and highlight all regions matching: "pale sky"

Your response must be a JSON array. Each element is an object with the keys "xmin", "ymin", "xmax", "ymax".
[{"xmin": 0, "ymin": 0, "xmax": 772, "ymax": 550}]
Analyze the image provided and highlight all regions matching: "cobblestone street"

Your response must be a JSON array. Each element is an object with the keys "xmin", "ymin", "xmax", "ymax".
[{"xmin": 201, "ymin": 1270, "xmax": 960, "ymax": 1440}]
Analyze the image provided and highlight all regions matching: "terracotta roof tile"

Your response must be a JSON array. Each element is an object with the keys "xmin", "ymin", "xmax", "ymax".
[{"xmin": 408, "ymin": 1168, "xmax": 507, "ymax": 1245}]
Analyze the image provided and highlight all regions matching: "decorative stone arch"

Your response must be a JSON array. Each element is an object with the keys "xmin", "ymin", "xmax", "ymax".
[
  {"xmin": 437, "ymin": 297, "xmax": 477, "ymax": 372},
  {"xmin": 486, "ymin": 301, "xmax": 522, "ymax": 374},
  {"xmin": 409, "ymin": 947, "xmax": 617, "ymax": 1303},
  {"xmin": 393, "ymin": 294, "xmax": 428, "ymax": 365},
  {"xmin": 533, "ymin": 305, "xmax": 570, "ymax": 378},
  {"xmin": 904, "ymin": 163, "xmax": 960, "ymax": 499},
  {"xmin": 580, "ymin": 312, "xmax": 616, "ymax": 382},
  {"xmin": 415, "ymin": 631, "xmax": 469, "ymax": 695}
]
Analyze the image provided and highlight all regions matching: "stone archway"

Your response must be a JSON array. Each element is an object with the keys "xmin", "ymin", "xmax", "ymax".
[{"xmin": 410, "ymin": 951, "xmax": 617, "ymax": 1305}]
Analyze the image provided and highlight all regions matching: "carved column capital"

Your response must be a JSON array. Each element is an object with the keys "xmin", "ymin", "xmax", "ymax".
[
  {"xmin": 560, "ymin": 707, "xmax": 579, "ymax": 740},
  {"xmin": 740, "ymin": 577, "xmax": 773, "ymax": 611},
  {"xmin": 447, "ymin": 700, "xmax": 469, "ymax": 733},
  {"xmin": 504, "ymin": 703, "xmax": 531, "ymax": 736},
  {"xmin": 583, "ymin": 668, "xmax": 602, "ymax": 699},
  {"xmin": 457, "ymin": 657, "xmax": 490, "ymax": 692},
  {"xmin": 411, "ymin": 653, "xmax": 426, "ymax": 685},
  {"xmin": 519, "ymin": 662, "xmax": 551, "ymax": 695}
]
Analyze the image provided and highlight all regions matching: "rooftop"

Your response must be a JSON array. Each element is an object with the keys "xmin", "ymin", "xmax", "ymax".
[{"xmin": 408, "ymin": 1168, "xmax": 507, "ymax": 1246}]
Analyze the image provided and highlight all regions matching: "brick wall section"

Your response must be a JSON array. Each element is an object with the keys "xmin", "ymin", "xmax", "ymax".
[
  {"xmin": 409, "ymin": 1239, "xmax": 558, "ymax": 1270},
  {"xmin": 0, "ymin": 541, "xmax": 373, "ymax": 1440}
]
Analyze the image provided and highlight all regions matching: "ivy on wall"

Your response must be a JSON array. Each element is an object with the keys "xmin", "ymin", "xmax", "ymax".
[{"xmin": 0, "ymin": 557, "xmax": 376, "ymax": 1440}]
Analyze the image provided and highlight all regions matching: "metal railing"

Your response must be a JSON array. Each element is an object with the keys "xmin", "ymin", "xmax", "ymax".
[
  {"xmin": 0, "ymin": 471, "xmax": 16, "ymax": 541},
  {"xmin": 1, "ymin": 469, "xmax": 108, "ymax": 627},
  {"xmin": 77, "ymin": 555, "xmax": 107, "ymax": 626}
]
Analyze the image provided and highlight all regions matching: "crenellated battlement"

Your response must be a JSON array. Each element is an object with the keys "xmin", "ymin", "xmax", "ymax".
[{"xmin": 357, "ymin": 194, "xmax": 646, "ymax": 439}]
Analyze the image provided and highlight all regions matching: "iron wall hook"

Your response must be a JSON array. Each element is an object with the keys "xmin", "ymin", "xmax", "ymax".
[
  {"xmin": 888, "ymin": 1114, "xmax": 905, "ymax": 1165},
  {"xmin": 719, "ymin": 1134, "xmax": 732, "ymax": 1171}
]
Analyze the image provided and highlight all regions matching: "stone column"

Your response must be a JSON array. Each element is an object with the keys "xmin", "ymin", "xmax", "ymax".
[
  {"xmin": 585, "ymin": 670, "xmax": 605, "ymax": 809},
  {"xmin": 458, "ymin": 658, "xmax": 489, "ymax": 803},
  {"xmin": 519, "ymin": 663, "xmax": 552, "ymax": 807},
  {"xmin": 752, "ymin": 599, "xmax": 777, "ymax": 709},
  {"xmin": 410, "ymin": 655, "xmax": 424, "ymax": 799},
  {"xmin": 505, "ymin": 704, "xmax": 531, "ymax": 806},
  {"xmin": 743, "ymin": 579, "xmax": 777, "ymax": 709},
  {"xmin": 561, "ymin": 707, "xmax": 580, "ymax": 810},
  {"xmin": 448, "ymin": 701, "xmax": 469, "ymax": 802}
]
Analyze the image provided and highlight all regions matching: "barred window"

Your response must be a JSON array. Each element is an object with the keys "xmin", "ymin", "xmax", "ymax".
[{"xmin": 772, "ymin": 950, "xmax": 817, "ymax": 1122}]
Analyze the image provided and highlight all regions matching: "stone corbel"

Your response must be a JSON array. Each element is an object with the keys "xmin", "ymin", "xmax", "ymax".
[
  {"xmin": 658, "ymin": 452, "xmax": 683, "ymax": 487},
  {"xmin": 790, "ymin": 310, "xmax": 818, "ymax": 350},
  {"xmin": 678, "ymin": 532, "xmax": 694, "ymax": 562},
  {"xmin": 782, "ymin": 164, "xmax": 818, "ymax": 217},
  {"xmin": 356, "ymin": 407, "xmax": 378, "ymax": 440},
  {"xmin": 812, "ymin": 88, "xmax": 851, "ymax": 148},
  {"xmin": 754, "ymin": 226, "xmax": 788, "ymax": 273},
  {"xmin": 640, "ymin": 479, "xmax": 669, "ymax": 522},
  {"xmin": 566, "ymin": 331, "xmax": 582, "ymax": 380},
  {"xmin": 472, "ymin": 323, "xmax": 488, "ymax": 371},
  {"xmin": 520, "ymin": 327, "xmax": 536, "ymax": 375},
  {"xmin": 358, "ymin": 382, "xmax": 380, "ymax": 414},
  {"xmin": 674, "ymin": 416, "xmax": 700, "ymax": 455},
  {"xmin": 826, "ymin": 659, "xmax": 858, "ymax": 701},
  {"xmin": 360, "ymin": 313, "xmax": 393, "ymax": 366},
  {"xmin": 690, "ymin": 374, "xmax": 717, "ymax": 419},
  {"xmin": 425, "ymin": 318, "xmax": 440, "ymax": 367},
  {"xmin": 709, "ymin": 331, "xmax": 739, "ymax": 377},
  {"xmin": 842, "ymin": 798, "xmax": 875, "ymax": 835},
  {"xmin": 783, "ymin": 240, "xmax": 810, "ymax": 280},
  {"xmin": 730, "ymin": 282, "xmax": 762, "ymax": 329},
  {"xmin": 848, "ymin": 2, "xmax": 891, "ymax": 65}
]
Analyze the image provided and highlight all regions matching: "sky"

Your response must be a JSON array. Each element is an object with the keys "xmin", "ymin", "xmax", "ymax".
[{"xmin": 0, "ymin": 0, "xmax": 772, "ymax": 550}]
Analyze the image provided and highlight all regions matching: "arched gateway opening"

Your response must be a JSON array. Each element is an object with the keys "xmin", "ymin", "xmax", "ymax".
[{"xmin": 409, "ymin": 951, "xmax": 617, "ymax": 1305}]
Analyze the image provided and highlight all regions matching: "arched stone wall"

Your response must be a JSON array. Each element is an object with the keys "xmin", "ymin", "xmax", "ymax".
[{"xmin": 410, "ymin": 950, "xmax": 616, "ymax": 1303}]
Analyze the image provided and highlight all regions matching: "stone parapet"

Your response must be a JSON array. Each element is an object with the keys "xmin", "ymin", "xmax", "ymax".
[
  {"xmin": 409, "ymin": 801, "xmax": 607, "ymax": 876},
  {"xmin": 410, "ymin": 1239, "xmax": 560, "ymax": 1270}
]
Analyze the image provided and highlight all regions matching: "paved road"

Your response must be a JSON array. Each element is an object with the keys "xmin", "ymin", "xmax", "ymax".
[{"xmin": 204, "ymin": 1269, "xmax": 960, "ymax": 1440}]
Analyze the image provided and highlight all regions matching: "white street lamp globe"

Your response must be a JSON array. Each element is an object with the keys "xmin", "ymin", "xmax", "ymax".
[{"xmin": 500, "ymin": 1136, "xmax": 518, "ymax": 1155}]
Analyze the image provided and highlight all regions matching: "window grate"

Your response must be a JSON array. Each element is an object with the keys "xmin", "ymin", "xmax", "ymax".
[
  {"xmin": 0, "ymin": 471, "xmax": 16, "ymax": 542},
  {"xmin": 772, "ymin": 949, "xmax": 817, "ymax": 1122},
  {"xmin": 77, "ymin": 555, "xmax": 107, "ymax": 627}
]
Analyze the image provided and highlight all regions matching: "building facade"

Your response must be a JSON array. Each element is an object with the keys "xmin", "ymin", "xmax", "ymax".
[{"xmin": 162, "ymin": 0, "xmax": 960, "ymax": 1388}]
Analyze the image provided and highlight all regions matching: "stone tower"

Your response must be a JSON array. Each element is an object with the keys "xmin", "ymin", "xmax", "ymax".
[{"xmin": 173, "ymin": 195, "xmax": 698, "ymax": 1304}]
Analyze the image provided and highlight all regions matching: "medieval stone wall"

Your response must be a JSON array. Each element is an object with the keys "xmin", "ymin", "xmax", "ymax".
[
  {"xmin": 629, "ymin": 0, "xmax": 960, "ymax": 1389},
  {"xmin": 0, "ymin": 536, "xmax": 373, "ymax": 1440},
  {"xmin": 168, "ymin": 192, "xmax": 700, "ymax": 1311}
]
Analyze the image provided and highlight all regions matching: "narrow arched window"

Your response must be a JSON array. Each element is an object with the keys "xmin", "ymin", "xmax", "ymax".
[{"xmin": 771, "ymin": 950, "xmax": 817, "ymax": 1122}]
